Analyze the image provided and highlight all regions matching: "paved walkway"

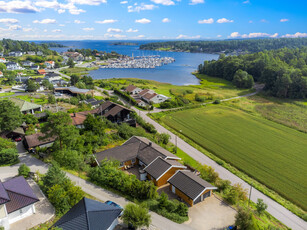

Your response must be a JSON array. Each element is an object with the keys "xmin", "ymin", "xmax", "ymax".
[{"xmin": 132, "ymin": 108, "xmax": 307, "ymax": 230}]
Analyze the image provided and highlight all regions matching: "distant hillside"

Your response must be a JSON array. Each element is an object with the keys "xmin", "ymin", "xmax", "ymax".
[
  {"xmin": 0, "ymin": 38, "xmax": 56, "ymax": 55},
  {"xmin": 140, "ymin": 37, "xmax": 307, "ymax": 54}
]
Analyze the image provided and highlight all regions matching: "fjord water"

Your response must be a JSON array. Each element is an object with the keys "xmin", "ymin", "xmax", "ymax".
[{"xmin": 50, "ymin": 40, "xmax": 219, "ymax": 85}]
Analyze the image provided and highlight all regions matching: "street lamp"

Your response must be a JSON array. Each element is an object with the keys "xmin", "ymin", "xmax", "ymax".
[{"xmin": 248, "ymin": 183, "xmax": 253, "ymax": 207}]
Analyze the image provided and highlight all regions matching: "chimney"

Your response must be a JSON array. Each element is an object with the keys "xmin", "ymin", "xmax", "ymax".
[
  {"xmin": 73, "ymin": 112, "xmax": 76, "ymax": 117},
  {"xmin": 149, "ymin": 142, "xmax": 152, "ymax": 147}
]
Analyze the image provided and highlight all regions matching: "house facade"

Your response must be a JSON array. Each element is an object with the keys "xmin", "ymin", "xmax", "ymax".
[
  {"xmin": 9, "ymin": 98, "xmax": 42, "ymax": 114},
  {"xmin": 0, "ymin": 176, "xmax": 39, "ymax": 230},
  {"xmin": 6, "ymin": 62, "xmax": 22, "ymax": 71},
  {"xmin": 125, "ymin": 85, "xmax": 142, "ymax": 95},
  {"xmin": 23, "ymin": 133, "xmax": 55, "ymax": 151},
  {"xmin": 44, "ymin": 61, "xmax": 55, "ymax": 69}
]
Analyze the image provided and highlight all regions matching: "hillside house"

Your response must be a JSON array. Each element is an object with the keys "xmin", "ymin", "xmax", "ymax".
[
  {"xmin": 138, "ymin": 89, "xmax": 169, "ymax": 104},
  {"xmin": 6, "ymin": 62, "xmax": 22, "ymax": 71},
  {"xmin": 52, "ymin": 198, "xmax": 122, "ymax": 230},
  {"xmin": 0, "ymin": 71, "xmax": 3, "ymax": 77},
  {"xmin": 23, "ymin": 133, "xmax": 55, "ymax": 152},
  {"xmin": 44, "ymin": 61, "xmax": 55, "ymax": 69},
  {"xmin": 30, "ymin": 65, "xmax": 39, "ymax": 71},
  {"xmin": 22, "ymin": 61, "xmax": 34, "ymax": 67},
  {"xmin": 44, "ymin": 72, "xmax": 61, "ymax": 82},
  {"xmin": 8, "ymin": 51, "xmax": 23, "ymax": 57},
  {"xmin": 9, "ymin": 98, "xmax": 42, "ymax": 114},
  {"xmin": 54, "ymin": 86, "xmax": 91, "ymax": 96},
  {"xmin": 37, "ymin": 69, "xmax": 46, "ymax": 75},
  {"xmin": 0, "ymin": 176, "xmax": 39, "ymax": 229},
  {"xmin": 62, "ymin": 52, "xmax": 84, "ymax": 62},
  {"xmin": 27, "ymin": 51, "xmax": 36, "ymax": 55},
  {"xmin": 125, "ymin": 85, "xmax": 142, "ymax": 95},
  {"xmin": 36, "ymin": 51, "xmax": 43, "ymax": 56},
  {"xmin": 0, "ymin": 58, "xmax": 6, "ymax": 63}
]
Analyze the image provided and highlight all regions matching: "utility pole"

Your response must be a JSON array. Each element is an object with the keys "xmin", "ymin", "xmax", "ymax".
[{"xmin": 248, "ymin": 184, "xmax": 253, "ymax": 207}]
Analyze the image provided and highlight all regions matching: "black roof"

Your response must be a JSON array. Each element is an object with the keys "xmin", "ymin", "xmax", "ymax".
[
  {"xmin": 45, "ymin": 72, "xmax": 60, "ymax": 78},
  {"xmin": 52, "ymin": 197, "xmax": 122, "ymax": 230},
  {"xmin": 168, "ymin": 171, "xmax": 217, "ymax": 200}
]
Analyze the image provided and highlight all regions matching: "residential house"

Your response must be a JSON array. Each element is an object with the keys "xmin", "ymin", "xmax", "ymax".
[
  {"xmin": 23, "ymin": 133, "xmax": 55, "ymax": 152},
  {"xmin": 0, "ymin": 176, "xmax": 39, "ymax": 229},
  {"xmin": 168, "ymin": 170, "xmax": 217, "ymax": 206},
  {"xmin": 44, "ymin": 72, "xmax": 61, "ymax": 82},
  {"xmin": 44, "ymin": 61, "xmax": 55, "ymax": 69},
  {"xmin": 33, "ymin": 112, "xmax": 48, "ymax": 123},
  {"xmin": 95, "ymin": 136, "xmax": 181, "ymax": 170},
  {"xmin": 83, "ymin": 98, "xmax": 104, "ymax": 108},
  {"xmin": 6, "ymin": 62, "xmax": 22, "ymax": 71},
  {"xmin": 144, "ymin": 156, "xmax": 187, "ymax": 187},
  {"xmin": 8, "ymin": 51, "xmax": 23, "ymax": 57},
  {"xmin": 0, "ymin": 126, "xmax": 25, "ymax": 140},
  {"xmin": 27, "ymin": 51, "xmax": 36, "ymax": 55},
  {"xmin": 54, "ymin": 86, "xmax": 92, "ymax": 96},
  {"xmin": 0, "ymin": 71, "xmax": 3, "ymax": 77},
  {"xmin": 52, "ymin": 197, "xmax": 122, "ymax": 230},
  {"xmin": 37, "ymin": 69, "xmax": 46, "ymax": 75},
  {"xmin": 62, "ymin": 52, "xmax": 84, "ymax": 62},
  {"xmin": 30, "ymin": 65, "xmax": 39, "ymax": 71},
  {"xmin": 36, "ymin": 51, "xmax": 43, "ymax": 56},
  {"xmin": 142, "ymin": 92, "xmax": 169, "ymax": 104},
  {"xmin": 22, "ymin": 61, "xmax": 34, "ymax": 67},
  {"xmin": 0, "ymin": 58, "xmax": 6, "ymax": 63},
  {"xmin": 136, "ymin": 99, "xmax": 147, "ymax": 107},
  {"xmin": 93, "ymin": 101, "xmax": 134, "ymax": 125},
  {"xmin": 125, "ymin": 85, "xmax": 142, "ymax": 95},
  {"xmin": 9, "ymin": 97, "xmax": 42, "ymax": 114},
  {"xmin": 70, "ymin": 111, "xmax": 91, "ymax": 129},
  {"xmin": 138, "ymin": 89, "xmax": 153, "ymax": 97},
  {"xmin": 0, "ymin": 52, "xmax": 3, "ymax": 57},
  {"xmin": 15, "ymin": 76, "xmax": 29, "ymax": 84}
]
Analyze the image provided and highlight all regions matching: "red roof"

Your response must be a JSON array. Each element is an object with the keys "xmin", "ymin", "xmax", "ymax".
[{"xmin": 37, "ymin": 69, "xmax": 46, "ymax": 75}]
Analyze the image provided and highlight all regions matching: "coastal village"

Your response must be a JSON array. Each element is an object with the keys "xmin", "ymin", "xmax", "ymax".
[{"xmin": 0, "ymin": 37, "xmax": 306, "ymax": 230}]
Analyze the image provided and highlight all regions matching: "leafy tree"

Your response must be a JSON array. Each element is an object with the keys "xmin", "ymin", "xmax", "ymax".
[
  {"xmin": 41, "ymin": 111, "xmax": 78, "ymax": 149},
  {"xmin": 47, "ymin": 184, "xmax": 70, "ymax": 215},
  {"xmin": 0, "ymin": 148, "xmax": 18, "ymax": 165},
  {"xmin": 65, "ymin": 181, "xmax": 84, "ymax": 207},
  {"xmin": 235, "ymin": 207, "xmax": 258, "ymax": 230},
  {"xmin": 48, "ymin": 94, "xmax": 56, "ymax": 104},
  {"xmin": 18, "ymin": 163, "xmax": 30, "ymax": 178},
  {"xmin": 26, "ymin": 79, "xmax": 39, "ymax": 92},
  {"xmin": 53, "ymin": 149, "xmax": 84, "ymax": 170},
  {"xmin": 122, "ymin": 203, "xmax": 151, "ymax": 229},
  {"xmin": 42, "ymin": 79, "xmax": 54, "ymax": 90},
  {"xmin": 0, "ymin": 137, "xmax": 15, "ymax": 150},
  {"xmin": 0, "ymin": 100, "xmax": 23, "ymax": 132},
  {"xmin": 158, "ymin": 192, "xmax": 168, "ymax": 209},
  {"xmin": 256, "ymin": 199, "xmax": 268, "ymax": 215},
  {"xmin": 75, "ymin": 81, "xmax": 86, "ymax": 89},
  {"xmin": 0, "ymin": 63, "xmax": 6, "ymax": 71},
  {"xmin": 23, "ymin": 113, "xmax": 38, "ymax": 125},
  {"xmin": 70, "ymin": 74, "xmax": 79, "ymax": 86},
  {"xmin": 67, "ymin": 58, "xmax": 75, "ymax": 68},
  {"xmin": 156, "ymin": 133, "xmax": 170, "ymax": 145},
  {"xmin": 233, "ymin": 69, "xmax": 254, "ymax": 89},
  {"xmin": 42, "ymin": 162, "xmax": 68, "ymax": 190}
]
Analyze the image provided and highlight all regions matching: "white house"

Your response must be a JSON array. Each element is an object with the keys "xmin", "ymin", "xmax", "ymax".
[
  {"xmin": 0, "ymin": 71, "xmax": 3, "ymax": 77},
  {"xmin": 125, "ymin": 85, "xmax": 142, "ymax": 95},
  {"xmin": 44, "ymin": 61, "xmax": 55, "ymax": 69},
  {"xmin": 6, "ymin": 62, "xmax": 23, "ymax": 71},
  {"xmin": 27, "ymin": 51, "xmax": 36, "ymax": 55},
  {"xmin": 36, "ymin": 51, "xmax": 43, "ymax": 56},
  {"xmin": 22, "ymin": 61, "xmax": 34, "ymax": 67},
  {"xmin": 8, "ymin": 51, "xmax": 23, "ymax": 57},
  {"xmin": 0, "ymin": 58, "xmax": 6, "ymax": 63},
  {"xmin": 0, "ymin": 176, "xmax": 39, "ymax": 230}
]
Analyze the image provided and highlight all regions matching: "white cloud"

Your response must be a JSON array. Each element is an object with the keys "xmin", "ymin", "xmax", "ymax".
[
  {"xmin": 95, "ymin": 19, "xmax": 117, "ymax": 24},
  {"xmin": 280, "ymin": 19, "xmax": 289, "ymax": 22},
  {"xmin": 243, "ymin": 0, "xmax": 250, "ymax": 4},
  {"xmin": 0, "ymin": 1, "xmax": 40, "ymax": 13},
  {"xmin": 74, "ymin": 20, "xmax": 85, "ymax": 24},
  {"xmin": 8, "ymin": 25, "xmax": 21, "ymax": 30},
  {"xmin": 126, "ymin": 28, "xmax": 138, "ymax": 32},
  {"xmin": 69, "ymin": 0, "xmax": 107, "ymax": 6},
  {"xmin": 162, "ymin": 18, "xmax": 170, "ymax": 23},
  {"xmin": 69, "ymin": 8, "xmax": 85, "ymax": 15},
  {"xmin": 58, "ymin": 9, "xmax": 65, "ymax": 13},
  {"xmin": 52, "ymin": 29, "xmax": 62, "ymax": 32},
  {"xmin": 189, "ymin": 0, "xmax": 204, "ymax": 5},
  {"xmin": 135, "ymin": 18, "xmax": 151, "ymax": 24},
  {"xmin": 43, "ymin": 29, "xmax": 48, "ymax": 32},
  {"xmin": 33, "ymin": 19, "xmax": 56, "ymax": 24},
  {"xmin": 107, "ymin": 28, "xmax": 123, "ymax": 33},
  {"xmin": 260, "ymin": 19, "xmax": 267, "ymax": 23},
  {"xmin": 104, "ymin": 33, "xmax": 127, "ymax": 39},
  {"xmin": 0, "ymin": 18, "xmax": 19, "ymax": 24},
  {"xmin": 120, "ymin": 1, "xmax": 128, "ymax": 4},
  {"xmin": 137, "ymin": 35, "xmax": 145, "ymax": 38},
  {"xmin": 229, "ymin": 32, "xmax": 279, "ymax": 38},
  {"xmin": 249, "ymin": 20, "xmax": 253, "ymax": 23},
  {"xmin": 217, "ymin": 35, "xmax": 222, "ymax": 38},
  {"xmin": 198, "ymin": 18, "xmax": 214, "ymax": 24},
  {"xmin": 23, "ymin": 28, "xmax": 34, "ymax": 32},
  {"xmin": 59, "ymin": 24, "xmax": 65, "ymax": 27},
  {"xmin": 150, "ymin": 0, "xmax": 175, "ymax": 5},
  {"xmin": 217, "ymin": 18, "xmax": 234, "ymax": 23},
  {"xmin": 35, "ymin": 0, "xmax": 60, "ymax": 8},
  {"xmin": 83, "ymin": 27, "xmax": 95, "ymax": 31},
  {"xmin": 176, "ymin": 34, "xmax": 201, "ymax": 39},
  {"xmin": 128, "ymin": 4, "xmax": 156, "ymax": 12},
  {"xmin": 281, "ymin": 32, "xmax": 307, "ymax": 38}
]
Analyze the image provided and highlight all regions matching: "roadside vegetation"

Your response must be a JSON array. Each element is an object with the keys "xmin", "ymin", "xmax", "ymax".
[{"xmin": 60, "ymin": 66, "xmax": 99, "ymax": 77}]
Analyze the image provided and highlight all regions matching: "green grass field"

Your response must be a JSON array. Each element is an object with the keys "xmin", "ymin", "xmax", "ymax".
[{"xmin": 160, "ymin": 105, "xmax": 307, "ymax": 210}]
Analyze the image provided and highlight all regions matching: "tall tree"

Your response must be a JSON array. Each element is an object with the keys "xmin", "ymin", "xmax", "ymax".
[
  {"xmin": 122, "ymin": 203, "xmax": 151, "ymax": 229},
  {"xmin": 0, "ymin": 100, "xmax": 23, "ymax": 132}
]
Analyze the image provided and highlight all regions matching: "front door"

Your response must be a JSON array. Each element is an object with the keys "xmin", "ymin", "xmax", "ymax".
[{"xmin": 172, "ymin": 185, "xmax": 176, "ymax": 193}]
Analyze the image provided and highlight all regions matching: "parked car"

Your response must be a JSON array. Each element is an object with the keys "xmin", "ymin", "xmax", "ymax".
[
  {"xmin": 54, "ymin": 92, "xmax": 62, "ymax": 96},
  {"xmin": 105, "ymin": 200, "xmax": 123, "ymax": 216},
  {"xmin": 14, "ymin": 136, "xmax": 22, "ymax": 142},
  {"xmin": 227, "ymin": 226, "xmax": 237, "ymax": 230}
]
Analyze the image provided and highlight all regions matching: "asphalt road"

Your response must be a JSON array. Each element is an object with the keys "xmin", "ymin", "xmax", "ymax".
[{"xmin": 132, "ymin": 108, "xmax": 307, "ymax": 230}]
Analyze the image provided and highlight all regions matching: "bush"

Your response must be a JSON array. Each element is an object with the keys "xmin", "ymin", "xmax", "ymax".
[
  {"xmin": 0, "ymin": 148, "xmax": 18, "ymax": 165},
  {"xmin": 18, "ymin": 164, "xmax": 30, "ymax": 178},
  {"xmin": 256, "ymin": 199, "xmax": 268, "ymax": 215},
  {"xmin": 235, "ymin": 207, "xmax": 258, "ymax": 230},
  {"xmin": 48, "ymin": 94, "xmax": 56, "ymax": 104},
  {"xmin": 195, "ymin": 93, "xmax": 205, "ymax": 102},
  {"xmin": 53, "ymin": 149, "xmax": 85, "ymax": 171},
  {"xmin": 213, "ymin": 99, "xmax": 221, "ymax": 104},
  {"xmin": 122, "ymin": 203, "xmax": 151, "ymax": 229}
]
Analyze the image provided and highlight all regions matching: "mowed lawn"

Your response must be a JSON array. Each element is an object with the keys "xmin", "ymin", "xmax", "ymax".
[{"xmin": 161, "ymin": 106, "xmax": 307, "ymax": 209}]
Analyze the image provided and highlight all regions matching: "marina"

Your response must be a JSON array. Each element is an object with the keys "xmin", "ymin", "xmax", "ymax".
[{"xmin": 100, "ymin": 55, "xmax": 175, "ymax": 69}]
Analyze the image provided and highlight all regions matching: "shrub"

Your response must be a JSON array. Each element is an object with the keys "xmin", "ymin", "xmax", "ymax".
[
  {"xmin": 0, "ymin": 148, "xmax": 18, "ymax": 166},
  {"xmin": 122, "ymin": 203, "xmax": 151, "ymax": 229},
  {"xmin": 213, "ymin": 99, "xmax": 221, "ymax": 104},
  {"xmin": 256, "ymin": 199, "xmax": 268, "ymax": 215},
  {"xmin": 18, "ymin": 164, "xmax": 30, "ymax": 178},
  {"xmin": 235, "ymin": 207, "xmax": 258, "ymax": 230},
  {"xmin": 186, "ymin": 89, "xmax": 193, "ymax": 94},
  {"xmin": 195, "ymin": 93, "xmax": 205, "ymax": 102}
]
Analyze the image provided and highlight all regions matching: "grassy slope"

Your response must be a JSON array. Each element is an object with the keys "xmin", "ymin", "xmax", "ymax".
[{"xmin": 161, "ymin": 105, "xmax": 307, "ymax": 210}]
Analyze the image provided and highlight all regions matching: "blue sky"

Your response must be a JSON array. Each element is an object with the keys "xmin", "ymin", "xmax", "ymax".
[{"xmin": 0, "ymin": 0, "xmax": 306, "ymax": 40}]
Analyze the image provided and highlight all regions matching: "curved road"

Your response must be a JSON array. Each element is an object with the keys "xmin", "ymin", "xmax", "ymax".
[{"xmin": 132, "ymin": 107, "xmax": 307, "ymax": 230}]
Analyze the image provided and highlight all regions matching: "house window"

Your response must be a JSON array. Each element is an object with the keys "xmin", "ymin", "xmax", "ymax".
[
  {"xmin": 120, "ymin": 162, "xmax": 124, "ymax": 167},
  {"xmin": 131, "ymin": 159, "xmax": 136, "ymax": 164}
]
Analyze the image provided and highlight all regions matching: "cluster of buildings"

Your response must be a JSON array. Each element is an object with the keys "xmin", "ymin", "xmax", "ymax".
[
  {"xmin": 61, "ymin": 51, "xmax": 86, "ymax": 64},
  {"xmin": 101, "ymin": 55, "xmax": 175, "ymax": 69},
  {"xmin": 0, "ymin": 51, "xmax": 43, "ymax": 57},
  {"xmin": 125, "ymin": 85, "xmax": 169, "ymax": 106},
  {"xmin": 94, "ymin": 136, "xmax": 217, "ymax": 207}
]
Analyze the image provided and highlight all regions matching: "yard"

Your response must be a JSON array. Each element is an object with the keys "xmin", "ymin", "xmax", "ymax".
[{"xmin": 157, "ymin": 105, "xmax": 307, "ymax": 210}]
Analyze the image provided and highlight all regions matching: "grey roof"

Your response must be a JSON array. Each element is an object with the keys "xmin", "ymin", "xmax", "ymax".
[
  {"xmin": 168, "ymin": 171, "xmax": 216, "ymax": 200},
  {"xmin": 95, "ymin": 136, "xmax": 180, "ymax": 166},
  {"xmin": 0, "ymin": 182, "xmax": 10, "ymax": 205},
  {"xmin": 144, "ymin": 157, "xmax": 186, "ymax": 180},
  {"xmin": 2, "ymin": 176, "xmax": 39, "ymax": 213},
  {"xmin": 54, "ymin": 86, "xmax": 90, "ymax": 94},
  {"xmin": 52, "ymin": 197, "xmax": 122, "ymax": 230}
]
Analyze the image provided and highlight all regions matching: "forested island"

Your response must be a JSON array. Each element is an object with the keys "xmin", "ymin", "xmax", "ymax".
[
  {"xmin": 42, "ymin": 42, "xmax": 67, "ymax": 48},
  {"xmin": 198, "ymin": 47, "xmax": 307, "ymax": 99},
  {"xmin": 140, "ymin": 38, "xmax": 307, "ymax": 54},
  {"xmin": 111, "ymin": 42, "xmax": 138, "ymax": 46}
]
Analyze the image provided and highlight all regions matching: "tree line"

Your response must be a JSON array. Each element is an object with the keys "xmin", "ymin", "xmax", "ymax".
[
  {"xmin": 140, "ymin": 38, "xmax": 307, "ymax": 53},
  {"xmin": 198, "ymin": 47, "xmax": 307, "ymax": 99},
  {"xmin": 0, "ymin": 39, "xmax": 56, "ymax": 55}
]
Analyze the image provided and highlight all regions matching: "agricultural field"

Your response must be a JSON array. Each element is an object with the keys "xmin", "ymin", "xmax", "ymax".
[
  {"xmin": 60, "ymin": 66, "xmax": 99, "ymax": 76},
  {"xmin": 158, "ymin": 105, "xmax": 307, "ymax": 210},
  {"xmin": 97, "ymin": 74, "xmax": 254, "ymax": 104},
  {"xmin": 224, "ymin": 96, "xmax": 307, "ymax": 133}
]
